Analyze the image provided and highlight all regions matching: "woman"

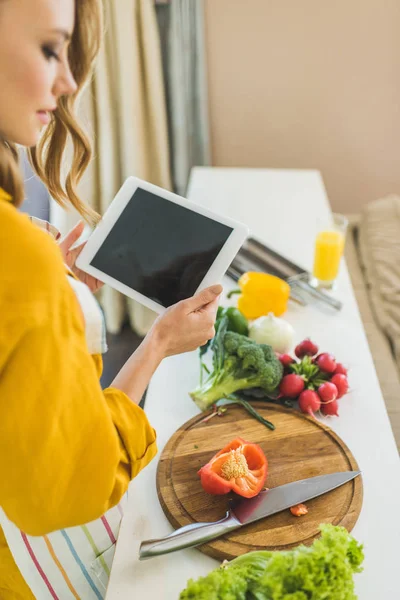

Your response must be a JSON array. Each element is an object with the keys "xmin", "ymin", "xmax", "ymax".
[{"xmin": 0, "ymin": 0, "xmax": 221, "ymax": 598}]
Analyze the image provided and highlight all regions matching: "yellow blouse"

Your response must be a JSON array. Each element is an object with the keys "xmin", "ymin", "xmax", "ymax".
[{"xmin": 0, "ymin": 197, "xmax": 157, "ymax": 598}]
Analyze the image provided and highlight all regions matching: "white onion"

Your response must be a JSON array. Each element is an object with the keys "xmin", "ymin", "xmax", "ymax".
[{"xmin": 248, "ymin": 313, "xmax": 294, "ymax": 353}]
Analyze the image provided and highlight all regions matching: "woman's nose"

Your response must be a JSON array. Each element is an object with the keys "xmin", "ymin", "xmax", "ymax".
[{"xmin": 53, "ymin": 61, "xmax": 78, "ymax": 98}]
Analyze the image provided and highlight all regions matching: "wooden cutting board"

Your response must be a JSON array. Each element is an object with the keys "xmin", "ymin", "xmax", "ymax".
[{"xmin": 156, "ymin": 402, "xmax": 363, "ymax": 562}]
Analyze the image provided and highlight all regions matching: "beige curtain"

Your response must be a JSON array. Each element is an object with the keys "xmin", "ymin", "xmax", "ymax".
[
  {"xmin": 51, "ymin": 0, "xmax": 172, "ymax": 335},
  {"xmin": 165, "ymin": 0, "xmax": 211, "ymax": 195}
]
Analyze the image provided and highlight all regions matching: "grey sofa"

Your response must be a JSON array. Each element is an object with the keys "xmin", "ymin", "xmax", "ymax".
[{"xmin": 346, "ymin": 199, "xmax": 400, "ymax": 451}]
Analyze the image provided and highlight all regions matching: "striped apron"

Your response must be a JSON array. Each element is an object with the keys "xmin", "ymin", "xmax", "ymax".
[{"xmin": 0, "ymin": 217, "xmax": 126, "ymax": 599}]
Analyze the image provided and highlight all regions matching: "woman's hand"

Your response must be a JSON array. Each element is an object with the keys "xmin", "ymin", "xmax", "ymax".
[
  {"xmin": 150, "ymin": 284, "xmax": 223, "ymax": 358},
  {"xmin": 110, "ymin": 285, "xmax": 222, "ymax": 403},
  {"xmin": 111, "ymin": 284, "xmax": 223, "ymax": 404},
  {"xmin": 58, "ymin": 221, "xmax": 104, "ymax": 293}
]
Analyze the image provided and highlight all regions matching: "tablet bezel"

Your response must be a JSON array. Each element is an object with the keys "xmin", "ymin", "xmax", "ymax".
[{"xmin": 76, "ymin": 176, "xmax": 249, "ymax": 314}]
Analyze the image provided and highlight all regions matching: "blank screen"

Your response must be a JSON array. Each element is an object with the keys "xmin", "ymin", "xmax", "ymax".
[{"xmin": 90, "ymin": 187, "xmax": 233, "ymax": 307}]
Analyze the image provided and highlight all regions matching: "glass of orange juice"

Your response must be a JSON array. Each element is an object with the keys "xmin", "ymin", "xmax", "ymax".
[{"xmin": 312, "ymin": 214, "xmax": 348, "ymax": 289}]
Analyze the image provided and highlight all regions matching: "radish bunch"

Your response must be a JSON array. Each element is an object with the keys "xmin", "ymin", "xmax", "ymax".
[{"xmin": 278, "ymin": 339, "xmax": 349, "ymax": 418}]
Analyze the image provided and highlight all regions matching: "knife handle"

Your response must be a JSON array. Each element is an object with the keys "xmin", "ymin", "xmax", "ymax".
[{"xmin": 139, "ymin": 511, "xmax": 240, "ymax": 560}]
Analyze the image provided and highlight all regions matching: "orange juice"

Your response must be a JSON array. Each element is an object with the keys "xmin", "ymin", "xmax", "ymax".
[{"xmin": 313, "ymin": 230, "xmax": 345, "ymax": 282}]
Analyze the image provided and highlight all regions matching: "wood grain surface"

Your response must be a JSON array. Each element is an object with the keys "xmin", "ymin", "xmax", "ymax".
[{"xmin": 156, "ymin": 402, "xmax": 363, "ymax": 561}]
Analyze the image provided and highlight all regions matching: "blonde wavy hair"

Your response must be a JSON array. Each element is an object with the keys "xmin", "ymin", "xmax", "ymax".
[{"xmin": 0, "ymin": 0, "xmax": 102, "ymax": 225}]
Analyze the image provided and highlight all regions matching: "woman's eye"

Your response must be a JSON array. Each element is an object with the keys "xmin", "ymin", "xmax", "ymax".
[{"xmin": 42, "ymin": 45, "xmax": 60, "ymax": 62}]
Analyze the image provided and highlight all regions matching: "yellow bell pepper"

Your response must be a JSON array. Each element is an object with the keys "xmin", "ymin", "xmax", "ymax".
[{"xmin": 229, "ymin": 272, "xmax": 290, "ymax": 320}]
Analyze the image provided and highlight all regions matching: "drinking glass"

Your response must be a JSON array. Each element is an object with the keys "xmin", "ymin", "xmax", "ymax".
[{"xmin": 312, "ymin": 213, "xmax": 348, "ymax": 289}]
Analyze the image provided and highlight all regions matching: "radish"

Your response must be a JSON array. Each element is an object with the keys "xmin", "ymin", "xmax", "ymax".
[
  {"xmin": 316, "ymin": 353, "xmax": 337, "ymax": 373},
  {"xmin": 298, "ymin": 389, "xmax": 321, "ymax": 417},
  {"xmin": 334, "ymin": 363, "xmax": 348, "ymax": 376},
  {"xmin": 279, "ymin": 374, "xmax": 305, "ymax": 398},
  {"xmin": 295, "ymin": 339, "xmax": 319, "ymax": 359},
  {"xmin": 331, "ymin": 374, "xmax": 349, "ymax": 398},
  {"xmin": 279, "ymin": 354, "xmax": 295, "ymax": 369},
  {"xmin": 321, "ymin": 399, "xmax": 339, "ymax": 417},
  {"xmin": 318, "ymin": 382, "xmax": 338, "ymax": 403}
]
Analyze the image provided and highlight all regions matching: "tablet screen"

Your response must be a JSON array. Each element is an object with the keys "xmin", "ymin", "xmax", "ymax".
[{"xmin": 90, "ymin": 187, "xmax": 233, "ymax": 307}]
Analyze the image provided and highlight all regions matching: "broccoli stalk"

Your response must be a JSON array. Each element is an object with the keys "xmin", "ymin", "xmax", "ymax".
[
  {"xmin": 190, "ymin": 370, "xmax": 256, "ymax": 411},
  {"xmin": 190, "ymin": 327, "xmax": 283, "ymax": 412}
]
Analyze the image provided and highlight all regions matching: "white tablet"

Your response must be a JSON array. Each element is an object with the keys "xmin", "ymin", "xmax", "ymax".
[{"xmin": 76, "ymin": 176, "xmax": 249, "ymax": 313}]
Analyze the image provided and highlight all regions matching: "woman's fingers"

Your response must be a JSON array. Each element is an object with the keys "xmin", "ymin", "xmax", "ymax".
[{"xmin": 58, "ymin": 221, "xmax": 85, "ymax": 257}]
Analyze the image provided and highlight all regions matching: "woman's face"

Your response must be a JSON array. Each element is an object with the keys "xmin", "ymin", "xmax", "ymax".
[{"xmin": 0, "ymin": 0, "xmax": 77, "ymax": 147}]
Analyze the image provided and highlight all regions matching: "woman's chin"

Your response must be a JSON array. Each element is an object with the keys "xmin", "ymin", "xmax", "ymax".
[
  {"xmin": 4, "ymin": 133, "xmax": 40, "ymax": 149},
  {"xmin": 26, "ymin": 128, "xmax": 43, "ymax": 148},
  {"xmin": 12, "ymin": 123, "xmax": 45, "ymax": 148}
]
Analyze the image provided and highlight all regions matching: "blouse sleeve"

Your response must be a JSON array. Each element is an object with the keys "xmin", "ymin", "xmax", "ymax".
[{"xmin": 0, "ymin": 205, "xmax": 157, "ymax": 535}]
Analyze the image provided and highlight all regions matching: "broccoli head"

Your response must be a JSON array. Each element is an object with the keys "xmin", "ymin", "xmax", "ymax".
[{"xmin": 190, "ymin": 331, "xmax": 283, "ymax": 411}]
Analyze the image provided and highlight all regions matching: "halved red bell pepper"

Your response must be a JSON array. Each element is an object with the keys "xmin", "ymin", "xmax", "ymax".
[{"xmin": 197, "ymin": 437, "xmax": 268, "ymax": 498}]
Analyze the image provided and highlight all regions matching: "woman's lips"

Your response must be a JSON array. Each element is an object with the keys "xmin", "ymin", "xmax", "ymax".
[{"xmin": 37, "ymin": 111, "xmax": 51, "ymax": 125}]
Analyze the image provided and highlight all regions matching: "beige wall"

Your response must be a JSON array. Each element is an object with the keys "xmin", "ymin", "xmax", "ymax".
[{"xmin": 203, "ymin": 0, "xmax": 400, "ymax": 213}]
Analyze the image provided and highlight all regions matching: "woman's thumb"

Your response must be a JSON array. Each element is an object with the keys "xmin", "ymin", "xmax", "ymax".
[{"xmin": 188, "ymin": 284, "xmax": 223, "ymax": 311}]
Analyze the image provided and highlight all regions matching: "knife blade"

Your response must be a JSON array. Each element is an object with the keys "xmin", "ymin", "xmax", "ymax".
[{"xmin": 139, "ymin": 470, "xmax": 360, "ymax": 560}]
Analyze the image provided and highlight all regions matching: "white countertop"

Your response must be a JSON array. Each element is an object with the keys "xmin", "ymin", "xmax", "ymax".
[{"xmin": 106, "ymin": 167, "xmax": 400, "ymax": 599}]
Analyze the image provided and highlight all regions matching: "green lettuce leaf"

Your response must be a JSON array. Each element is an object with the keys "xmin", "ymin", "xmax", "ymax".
[{"xmin": 179, "ymin": 525, "xmax": 364, "ymax": 600}]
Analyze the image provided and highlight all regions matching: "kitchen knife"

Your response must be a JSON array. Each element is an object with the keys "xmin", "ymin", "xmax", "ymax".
[{"xmin": 139, "ymin": 470, "xmax": 360, "ymax": 560}]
